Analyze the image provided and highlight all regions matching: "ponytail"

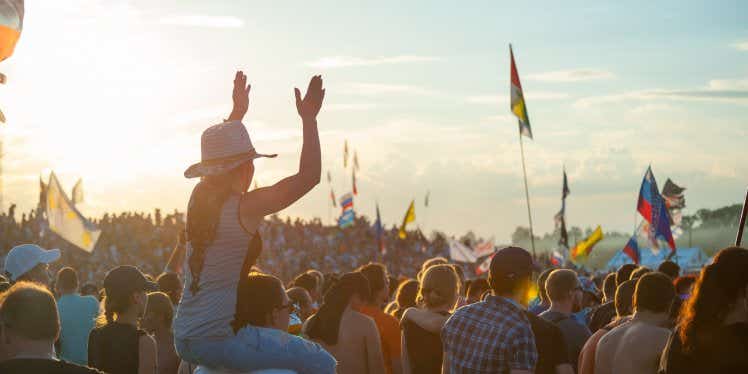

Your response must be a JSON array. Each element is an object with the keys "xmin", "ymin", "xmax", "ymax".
[{"xmin": 96, "ymin": 292, "xmax": 135, "ymax": 327}]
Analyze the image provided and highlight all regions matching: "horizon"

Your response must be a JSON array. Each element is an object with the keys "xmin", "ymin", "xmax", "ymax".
[{"xmin": 1, "ymin": 0, "xmax": 747, "ymax": 244}]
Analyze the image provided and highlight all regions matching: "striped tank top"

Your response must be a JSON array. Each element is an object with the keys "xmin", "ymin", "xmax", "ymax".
[{"xmin": 174, "ymin": 194, "xmax": 253, "ymax": 339}]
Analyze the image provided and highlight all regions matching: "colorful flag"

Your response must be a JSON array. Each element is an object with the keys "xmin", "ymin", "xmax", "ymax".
[
  {"xmin": 338, "ymin": 192, "xmax": 354, "ymax": 228},
  {"xmin": 622, "ymin": 235, "xmax": 641, "ymax": 265},
  {"xmin": 343, "ymin": 140, "xmax": 349, "ymax": 168},
  {"xmin": 71, "ymin": 178, "xmax": 84, "ymax": 205},
  {"xmin": 637, "ymin": 167, "xmax": 676, "ymax": 253},
  {"xmin": 570, "ymin": 226, "xmax": 603, "ymax": 263},
  {"xmin": 46, "ymin": 172, "xmax": 101, "ymax": 252},
  {"xmin": 662, "ymin": 178, "xmax": 686, "ymax": 239},
  {"xmin": 352, "ymin": 170, "xmax": 358, "ymax": 196},
  {"xmin": 551, "ymin": 250, "xmax": 564, "ymax": 267},
  {"xmin": 449, "ymin": 239, "xmax": 478, "ymax": 263},
  {"xmin": 398, "ymin": 200, "xmax": 415, "ymax": 239},
  {"xmin": 473, "ymin": 237, "xmax": 495, "ymax": 258},
  {"xmin": 0, "ymin": 0, "xmax": 23, "ymax": 62},
  {"xmin": 424, "ymin": 191, "xmax": 430, "ymax": 208},
  {"xmin": 353, "ymin": 151, "xmax": 359, "ymax": 171},
  {"xmin": 375, "ymin": 203, "xmax": 385, "ymax": 255},
  {"xmin": 476, "ymin": 253, "xmax": 494, "ymax": 275},
  {"xmin": 330, "ymin": 188, "xmax": 336, "ymax": 207},
  {"xmin": 510, "ymin": 44, "xmax": 532, "ymax": 139}
]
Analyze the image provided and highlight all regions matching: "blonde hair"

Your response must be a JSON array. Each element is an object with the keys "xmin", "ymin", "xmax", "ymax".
[
  {"xmin": 418, "ymin": 257, "xmax": 449, "ymax": 282},
  {"xmin": 416, "ymin": 264, "xmax": 459, "ymax": 310}
]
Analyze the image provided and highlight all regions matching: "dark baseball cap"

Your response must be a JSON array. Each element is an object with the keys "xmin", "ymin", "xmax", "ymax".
[
  {"xmin": 103, "ymin": 265, "xmax": 158, "ymax": 296},
  {"xmin": 489, "ymin": 246, "xmax": 539, "ymax": 280}
]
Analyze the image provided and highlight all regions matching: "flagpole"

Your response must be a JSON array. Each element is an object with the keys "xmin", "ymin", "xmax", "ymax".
[{"xmin": 518, "ymin": 125, "xmax": 536, "ymax": 257}]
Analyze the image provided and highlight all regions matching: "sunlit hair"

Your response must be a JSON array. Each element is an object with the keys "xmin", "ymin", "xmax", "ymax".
[
  {"xmin": 395, "ymin": 279, "xmax": 419, "ymax": 311},
  {"xmin": 679, "ymin": 247, "xmax": 748, "ymax": 353},
  {"xmin": 614, "ymin": 279, "xmax": 637, "ymax": 318},
  {"xmin": 418, "ymin": 257, "xmax": 448, "ymax": 282},
  {"xmin": 416, "ymin": 264, "xmax": 459, "ymax": 310},
  {"xmin": 186, "ymin": 164, "xmax": 249, "ymax": 295},
  {"xmin": 231, "ymin": 272, "xmax": 284, "ymax": 333},
  {"xmin": 0, "ymin": 282, "xmax": 59, "ymax": 340},
  {"xmin": 146, "ymin": 292, "xmax": 174, "ymax": 326},
  {"xmin": 536, "ymin": 268, "xmax": 554, "ymax": 304},
  {"xmin": 306, "ymin": 272, "xmax": 370, "ymax": 345},
  {"xmin": 55, "ymin": 267, "xmax": 78, "ymax": 293}
]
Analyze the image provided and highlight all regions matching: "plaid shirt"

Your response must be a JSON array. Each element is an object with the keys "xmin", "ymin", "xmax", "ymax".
[{"xmin": 442, "ymin": 295, "xmax": 538, "ymax": 373}]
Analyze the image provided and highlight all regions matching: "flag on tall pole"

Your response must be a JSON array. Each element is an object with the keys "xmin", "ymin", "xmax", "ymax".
[
  {"xmin": 71, "ymin": 178, "xmax": 84, "ymax": 205},
  {"xmin": 353, "ymin": 151, "xmax": 359, "ymax": 171},
  {"xmin": 637, "ymin": 167, "xmax": 676, "ymax": 254},
  {"xmin": 326, "ymin": 171, "xmax": 332, "ymax": 183},
  {"xmin": 46, "ymin": 172, "xmax": 101, "ymax": 252},
  {"xmin": 343, "ymin": 140, "xmax": 349, "ymax": 168},
  {"xmin": 622, "ymin": 235, "xmax": 641, "ymax": 264},
  {"xmin": 554, "ymin": 168, "xmax": 570, "ymax": 248},
  {"xmin": 449, "ymin": 239, "xmax": 478, "ymax": 263},
  {"xmin": 509, "ymin": 44, "xmax": 536, "ymax": 256},
  {"xmin": 424, "ymin": 190, "xmax": 430, "ymax": 208},
  {"xmin": 510, "ymin": 44, "xmax": 532, "ymax": 139},
  {"xmin": 352, "ymin": 169, "xmax": 358, "ymax": 195},
  {"xmin": 398, "ymin": 200, "xmax": 415, "ymax": 239},
  {"xmin": 375, "ymin": 203, "xmax": 386, "ymax": 255},
  {"xmin": 330, "ymin": 188, "xmax": 336, "ymax": 207},
  {"xmin": 338, "ymin": 192, "xmax": 354, "ymax": 228}
]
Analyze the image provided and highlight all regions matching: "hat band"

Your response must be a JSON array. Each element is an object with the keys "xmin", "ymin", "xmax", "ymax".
[{"xmin": 200, "ymin": 150, "xmax": 256, "ymax": 165}]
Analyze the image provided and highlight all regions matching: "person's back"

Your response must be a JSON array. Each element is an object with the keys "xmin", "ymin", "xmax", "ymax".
[
  {"xmin": 595, "ymin": 272, "xmax": 674, "ymax": 374},
  {"xmin": 314, "ymin": 308, "xmax": 383, "ymax": 374},
  {"xmin": 540, "ymin": 269, "xmax": 591, "ymax": 369},
  {"xmin": 402, "ymin": 311, "xmax": 449, "ymax": 374},
  {"xmin": 57, "ymin": 292, "xmax": 100, "ymax": 365},
  {"xmin": 88, "ymin": 322, "xmax": 148, "ymax": 374},
  {"xmin": 524, "ymin": 312, "xmax": 573, "ymax": 374}
]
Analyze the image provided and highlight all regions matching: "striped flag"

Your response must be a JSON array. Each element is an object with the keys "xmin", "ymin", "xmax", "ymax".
[
  {"xmin": 510, "ymin": 45, "xmax": 532, "ymax": 139},
  {"xmin": 473, "ymin": 237, "xmax": 495, "ymax": 258},
  {"xmin": 398, "ymin": 200, "xmax": 415, "ymax": 239},
  {"xmin": 476, "ymin": 253, "xmax": 494, "ymax": 275},
  {"xmin": 71, "ymin": 178, "xmax": 84, "ymax": 205},
  {"xmin": 551, "ymin": 250, "xmax": 564, "ymax": 267},
  {"xmin": 637, "ymin": 167, "xmax": 675, "ymax": 253},
  {"xmin": 449, "ymin": 239, "xmax": 478, "ymax": 263},
  {"xmin": 622, "ymin": 235, "xmax": 641, "ymax": 264},
  {"xmin": 338, "ymin": 192, "xmax": 354, "ymax": 228}
]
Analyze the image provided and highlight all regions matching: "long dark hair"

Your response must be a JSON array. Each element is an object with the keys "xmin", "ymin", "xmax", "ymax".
[
  {"xmin": 678, "ymin": 247, "xmax": 748, "ymax": 353},
  {"xmin": 231, "ymin": 271, "xmax": 284, "ymax": 333},
  {"xmin": 96, "ymin": 291, "xmax": 135, "ymax": 327},
  {"xmin": 186, "ymin": 166, "xmax": 245, "ymax": 294},
  {"xmin": 306, "ymin": 272, "xmax": 370, "ymax": 345}
]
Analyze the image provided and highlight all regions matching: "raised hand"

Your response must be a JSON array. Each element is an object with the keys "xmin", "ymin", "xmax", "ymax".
[
  {"xmin": 294, "ymin": 75, "xmax": 325, "ymax": 121},
  {"xmin": 228, "ymin": 71, "xmax": 251, "ymax": 121}
]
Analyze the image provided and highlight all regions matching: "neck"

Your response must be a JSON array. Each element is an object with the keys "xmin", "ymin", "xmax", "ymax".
[
  {"xmin": 632, "ymin": 309, "xmax": 669, "ymax": 325},
  {"xmin": 59, "ymin": 289, "xmax": 76, "ymax": 296},
  {"xmin": 115, "ymin": 308, "xmax": 140, "ymax": 326},
  {"xmin": 494, "ymin": 292, "xmax": 525, "ymax": 308},
  {"xmin": 8, "ymin": 339, "xmax": 56, "ymax": 360},
  {"xmin": 548, "ymin": 300, "xmax": 573, "ymax": 315},
  {"xmin": 428, "ymin": 304, "xmax": 452, "ymax": 313}
]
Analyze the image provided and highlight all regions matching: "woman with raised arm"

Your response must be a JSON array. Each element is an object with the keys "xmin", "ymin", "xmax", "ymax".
[{"xmin": 172, "ymin": 72, "xmax": 335, "ymax": 373}]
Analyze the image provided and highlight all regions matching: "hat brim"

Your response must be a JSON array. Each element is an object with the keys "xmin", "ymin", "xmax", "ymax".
[
  {"xmin": 184, "ymin": 152, "xmax": 277, "ymax": 179},
  {"xmin": 39, "ymin": 248, "xmax": 61, "ymax": 264}
]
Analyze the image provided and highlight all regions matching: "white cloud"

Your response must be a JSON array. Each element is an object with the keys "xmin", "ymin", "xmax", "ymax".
[
  {"xmin": 527, "ymin": 69, "xmax": 615, "ymax": 82},
  {"xmin": 343, "ymin": 83, "xmax": 437, "ymax": 96},
  {"xmin": 575, "ymin": 77, "xmax": 748, "ymax": 108},
  {"xmin": 466, "ymin": 91, "xmax": 569, "ymax": 104},
  {"xmin": 326, "ymin": 103, "xmax": 377, "ymax": 111},
  {"xmin": 306, "ymin": 55, "xmax": 439, "ymax": 69},
  {"xmin": 159, "ymin": 15, "xmax": 245, "ymax": 29},
  {"xmin": 731, "ymin": 40, "xmax": 748, "ymax": 51}
]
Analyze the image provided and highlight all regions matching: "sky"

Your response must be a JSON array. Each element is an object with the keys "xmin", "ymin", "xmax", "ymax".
[{"xmin": 1, "ymin": 0, "xmax": 747, "ymax": 243}]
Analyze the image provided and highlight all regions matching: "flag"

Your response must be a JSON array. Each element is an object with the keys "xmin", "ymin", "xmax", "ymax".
[
  {"xmin": 343, "ymin": 140, "xmax": 349, "ymax": 168},
  {"xmin": 473, "ymin": 237, "xmax": 495, "ymax": 258},
  {"xmin": 622, "ymin": 235, "xmax": 641, "ymax": 265},
  {"xmin": 352, "ymin": 170, "xmax": 358, "ymax": 195},
  {"xmin": 0, "ymin": 0, "xmax": 23, "ymax": 62},
  {"xmin": 38, "ymin": 175, "xmax": 47, "ymax": 210},
  {"xmin": 550, "ymin": 250, "xmax": 564, "ymax": 267},
  {"xmin": 330, "ymin": 188, "xmax": 336, "ymax": 207},
  {"xmin": 554, "ymin": 168, "xmax": 570, "ymax": 248},
  {"xmin": 424, "ymin": 191, "xmax": 430, "ymax": 208},
  {"xmin": 353, "ymin": 151, "xmax": 359, "ymax": 171},
  {"xmin": 476, "ymin": 253, "xmax": 494, "ymax": 275},
  {"xmin": 326, "ymin": 171, "xmax": 332, "ymax": 183},
  {"xmin": 449, "ymin": 239, "xmax": 478, "ymax": 263},
  {"xmin": 510, "ymin": 44, "xmax": 532, "ymax": 139},
  {"xmin": 46, "ymin": 172, "xmax": 101, "ymax": 252},
  {"xmin": 570, "ymin": 226, "xmax": 603, "ymax": 263},
  {"xmin": 662, "ymin": 179, "xmax": 686, "ymax": 209},
  {"xmin": 637, "ymin": 167, "xmax": 676, "ymax": 253},
  {"xmin": 398, "ymin": 200, "xmax": 415, "ymax": 239},
  {"xmin": 338, "ymin": 193, "xmax": 354, "ymax": 228},
  {"xmin": 375, "ymin": 203, "xmax": 385, "ymax": 255},
  {"xmin": 72, "ymin": 178, "xmax": 84, "ymax": 205},
  {"xmin": 558, "ymin": 218, "xmax": 569, "ymax": 249}
]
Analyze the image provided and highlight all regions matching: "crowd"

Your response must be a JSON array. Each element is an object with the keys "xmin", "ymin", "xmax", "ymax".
[{"xmin": 0, "ymin": 72, "xmax": 746, "ymax": 374}]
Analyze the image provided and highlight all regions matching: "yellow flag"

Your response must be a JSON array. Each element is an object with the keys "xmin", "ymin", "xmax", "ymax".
[
  {"xmin": 46, "ymin": 172, "xmax": 101, "ymax": 252},
  {"xmin": 398, "ymin": 200, "xmax": 416, "ymax": 239},
  {"xmin": 571, "ymin": 226, "xmax": 603, "ymax": 263}
]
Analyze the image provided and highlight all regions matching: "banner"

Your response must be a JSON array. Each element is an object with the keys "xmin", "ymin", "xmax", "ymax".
[{"xmin": 46, "ymin": 172, "xmax": 100, "ymax": 252}]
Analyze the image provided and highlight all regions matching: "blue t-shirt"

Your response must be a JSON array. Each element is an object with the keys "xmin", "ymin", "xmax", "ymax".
[{"xmin": 57, "ymin": 293, "xmax": 100, "ymax": 365}]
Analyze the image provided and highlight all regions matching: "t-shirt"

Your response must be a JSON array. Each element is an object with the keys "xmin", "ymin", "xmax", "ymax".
[
  {"xmin": 357, "ymin": 305, "xmax": 401, "ymax": 374},
  {"xmin": 539, "ymin": 310, "xmax": 591, "ymax": 370},
  {"xmin": 0, "ymin": 358, "xmax": 104, "ymax": 374},
  {"xmin": 588, "ymin": 301, "xmax": 616, "ymax": 333},
  {"xmin": 88, "ymin": 322, "xmax": 147, "ymax": 374},
  {"xmin": 660, "ymin": 323, "xmax": 748, "ymax": 374},
  {"xmin": 57, "ymin": 293, "xmax": 100, "ymax": 365},
  {"xmin": 402, "ymin": 311, "xmax": 450, "ymax": 374},
  {"xmin": 525, "ymin": 312, "xmax": 570, "ymax": 374}
]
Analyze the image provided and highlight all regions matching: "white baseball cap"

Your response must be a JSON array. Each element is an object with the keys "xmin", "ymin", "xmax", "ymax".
[{"xmin": 4, "ymin": 244, "xmax": 61, "ymax": 281}]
